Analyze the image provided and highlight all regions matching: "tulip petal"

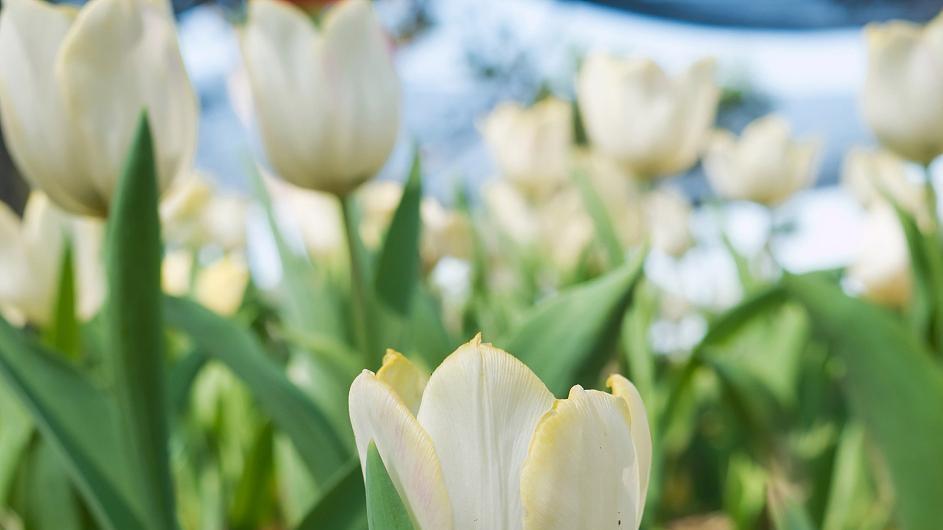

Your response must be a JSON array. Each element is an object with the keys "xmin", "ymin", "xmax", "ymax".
[
  {"xmin": 0, "ymin": 0, "xmax": 97, "ymax": 215},
  {"xmin": 349, "ymin": 371, "xmax": 453, "ymax": 530},
  {"xmin": 0, "ymin": 200, "xmax": 28, "ymax": 304},
  {"xmin": 607, "ymin": 374, "xmax": 653, "ymax": 510},
  {"xmin": 416, "ymin": 335, "xmax": 555, "ymax": 530},
  {"xmin": 520, "ymin": 386, "xmax": 642, "ymax": 530},
  {"xmin": 377, "ymin": 350, "xmax": 429, "ymax": 415},
  {"xmin": 56, "ymin": 0, "xmax": 197, "ymax": 208}
]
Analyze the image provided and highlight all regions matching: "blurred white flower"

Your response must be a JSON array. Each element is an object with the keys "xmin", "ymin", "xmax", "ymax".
[
  {"xmin": 645, "ymin": 189, "xmax": 693, "ymax": 258},
  {"xmin": 0, "ymin": 0, "xmax": 198, "ymax": 217},
  {"xmin": 577, "ymin": 54, "xmax": 719, "ymax": 178},
  {"xmin": 358, "ymin": 181, "xmax": 472, "ymax": 266},
  {"xmin": 264, "ymin": 174, "xmax": 345, "ymax": 260},
  {"xmin": 163, "ymin": 251, "xmax": 249, "ymax": 316},
  {"xmin": 847, "ymin": 206, "xmax": 912, "ymax": 307},
  {"xmin": 240, "ymin": 0, "xmax": 400, "ymax": 196},
  {"xmin": 161, "ymin": 171, "xmax": 249, "ymax": 252},
  {"xmin": 349, "ymin": 336, "xmax": 652, "ymax": 530},
  {"xmin": 0, "ymin": 193, "xmax": 104, "ymax": 325},
  {"xmin": 861, "ymin": 14, "xmax": 943, "ymax": 164},
  {"xmin": 482, "ymin": 180, "xmax": 539, "ymax": 247},
  {"xmin": 704, "ymin": 115, "xmax": 820, "ymax": 206},
  {"xmin": 480, "ymin": 97, "xmax": 573, "ymax": 198},
  {"xmin": 842, "ymin": 147, "xmax": 929, "ymax": 224}
]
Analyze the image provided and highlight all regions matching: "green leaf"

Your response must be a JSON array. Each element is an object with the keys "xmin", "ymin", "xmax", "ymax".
[
  {"xmin": 572, "ymin": 168, "xmax": 623, "ymax": 268},
  {"xmin": 893, "ymin": 205, "xmax": 943, "ymax": 351},
  {"xmin": 296, "ymin": 459, "xmax": 367, "ymax": 530},
  {"xmin": 163, "ymin": 296, "xmax": 349, "ymax": 485},
  {"xmin": 104, "ymin": 112, "xmax": 177, "ymax": 530},
  {"xmin": 784, "ymin": 274, "xmax": 943, "ymax": 530},
  {"xmin": 229, "ymin": 422, "xmax": 277, "ymax": 530},
  {"xmin": 506, "ymin": 251, "xmax": 645, "ymax": 395},
  {"xmin": 46, "ymin": 240, "xmax": 80, "ymax": 359},
  {"xmin": 23, "ymin": 439, "xmax": 82, "ymax": 530},
  {"xmin": 365, "ymin": 443, "xmax": 415, "ymax": 530},
  {"xmin": 0, "ymin": 316, "xmax": 143, "ymax": 530},
  {"xmin": 770, "ymin": 490, "xmax": 817, "ymax": 530},
  {"xmin": 0, "ymin": 381, "xmax": 32, "ymax": 504},
  {"xmin": 167, "ymin": 350, "xmax": 208, "ymax": 415},
  {"xmin": 822, "ymin": 423, "xmax": 890, "ymax": 530},
  {"xmin": 374, "ymin": 152, "xmax": 423, "ymax": 315}
]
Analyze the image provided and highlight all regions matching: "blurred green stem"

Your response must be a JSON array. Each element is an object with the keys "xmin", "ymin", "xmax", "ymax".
[
  {"xmin": 924, "ymin": 164, "xmax": 939, "ymax": 234},
  {"xmin": 339, "ymin": 194, "xmax": 377, "ymax": 366}
]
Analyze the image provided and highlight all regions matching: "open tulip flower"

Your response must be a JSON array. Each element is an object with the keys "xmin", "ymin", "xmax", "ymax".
[
  {"xmin": 0, "ymin": 0, "xmax": 198, "ymax": 217},
  {"xmin": 349, "ymin": 335, "xmax": 652, "ymax": 530},
  {"xmin": 240, "ymin": 0, "xmax": 401, "ymax": 197}
]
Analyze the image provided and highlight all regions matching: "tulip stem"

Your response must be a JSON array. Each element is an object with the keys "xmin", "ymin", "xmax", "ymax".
[
  {"xmin": 924, "ymin": 164, "xmax": 940, "ymax": 233},
  {"xmin": 340, "ymin": 194, "xmax": 378, "ymax": 366}
]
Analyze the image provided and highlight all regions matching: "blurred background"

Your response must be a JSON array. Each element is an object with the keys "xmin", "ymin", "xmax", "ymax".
[{"xmin": 1, "ymin": 0, "xmax": 941, "ymax": 289}]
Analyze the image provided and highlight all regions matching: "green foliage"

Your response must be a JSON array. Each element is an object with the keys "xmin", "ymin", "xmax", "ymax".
[
  {"xmin": 375, "ymin": 152, "xmax": 423, "ymax": 315},
  {"xmin": 365, "ymin": 444, "xmax": 415, "ymax": 530}
]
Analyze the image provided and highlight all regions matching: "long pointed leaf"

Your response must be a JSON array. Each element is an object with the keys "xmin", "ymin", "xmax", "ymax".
[
  {"xmin": 104, "ymin": 113, "xmax": 177, "ymax": 529},
  {"xmin": 374, "ymin": 152, "xmax": 422, "ymax": 315}
]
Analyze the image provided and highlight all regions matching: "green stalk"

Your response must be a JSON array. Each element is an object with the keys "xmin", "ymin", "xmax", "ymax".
[
  {"xmin": 924, "ymin": 164, "xmax": 940, "ymax": 233},
  {"xmin": 339, "ymin": 195, "xmax": 378, "ymax": 366}
]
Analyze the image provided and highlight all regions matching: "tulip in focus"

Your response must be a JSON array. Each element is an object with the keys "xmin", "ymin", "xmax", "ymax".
[
  {"xmin": 240, "ymin": 0, "xmax": 401, "ymax": 196},
  {"xmin": 646, "ymin": 189, "xmax": 693, "ymax": 258},
  {"xmin": 0, "ymin": 193, "xmax": 105, "ymax": 325},
  {"xmin": 480, "ymin": 97, "xmax": 573, "ymax": 199},
  {"xmin": 0, "ymin": 0, "xmax": 198, "ymax": 217},
  {"xmin": 349, "ymin": 335, "xmax": 651, "ymax": 530},
  {"xmin": 577, "ymin": 54, "xmax": 719, "ymax": 178},
  {"xmin": 704, "ymin": 115, "xmax": 820, "ymax": 206},
  {"xmin": 861, "ymin": 13, "xmax": 943, "ymax": 165},
  {"xmin": 847, "ymin": 206, "xmax": 912, "ymax": 307},
  {"xmin": 842, "ymin": 147, "xmax": 930, "ymax": 224}
]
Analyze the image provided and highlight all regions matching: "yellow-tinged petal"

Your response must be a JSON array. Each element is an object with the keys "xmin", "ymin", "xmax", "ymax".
[
  {"xmin": 377, "ymin": 350, "xmax": 429, "ymax": 415},
  {"xmin": 521, "ymin": 385, "xmax": 643, "ymax": 530},
  {"xmin": 349, "ymin": 371, "xmax": 453, "ymax": 530},
  {"xmin": 608, "ymin": 374, "xmax": 653, "ymax": 510},
  {"xmin": 56, "ymin": 0, "xmax": 198, "ymax": 212},
  {"xmin": 195, "ymin": 255, "xmax": 249, "ymax": 316},
  {"xmin": 416, "ymin": 335, "xmax": 555, "ymax": 530},
  {"xmin": 0, "ymin": 200, "xmax": 29, "ymax": 307}
]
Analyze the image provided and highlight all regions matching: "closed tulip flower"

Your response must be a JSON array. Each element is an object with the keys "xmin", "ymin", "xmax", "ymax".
[
  {"xmin": 646, "ymin": 189, "xmax": 693, "ymax": 258},
  {"xmin": 240, "ymin": 0, "xmax": 401, "ymax": 196},
  {"xmin": 0, "ymin": 0, "xmax": 198, "ymax": 217},
  {"xmin": 161, "ymin": 172, "xmax": 249, "ymax": 252},
  {"xmin": 861, "ymin": 14, "xmax": 943, "ymax": 165},
  {"xmin": 0, "ymin": 193, "xmax": 105, "ymax": 325},
  {"xmin": 577, "ymin": 54, "xmax": 719, "ymax": 178},
  {"xmin": 349, "ymin": 336, "xmax": 652, "ymax": 530},
  {"xmin": 162, "ymin": 251, "xmax": 249, "ymax": 316},
  {"xmin": 704, "ymin": 115, "xmax": 820, "ymax": 206},
  {"xmin": 842, "ymin": 147, "xmax": 929, "ymax": 224},
  {"xmin": 480, "ymin": 97, "xmax": 573, "ymax": 199},
  {"xmin": 848, "ymin": 206, "xmax": 912, "ymax": 307}
]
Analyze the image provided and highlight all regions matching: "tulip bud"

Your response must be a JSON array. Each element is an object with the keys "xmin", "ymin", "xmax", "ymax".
[
  {"xmin": 847, "ymin": 206, "xmax": 912, "ymax": 307},
  {"xmin": 842, "ymin": 147, "xmax": 929, "ymax": 224},
  {"xmin": 577, "ymin": 54, "xmax": 719, "ymax": 178},
  {"xmin": 240, "ymin": 0, "xmax": 401, "ymax": 196},
  {"xmin": 480, "ymin": 97, "xmax": 573, "ymax": 199},
  {"xmin": 861, "ymin": 14, "xmax": 943, "ymax": 165},
  {"xmin": 704, "ymin": 115, "xmax": 820, "ymax": 206},
  {"xmin": 645, "ymin": 189, "xmax": 693, "ymax": 257},
  {"xmin": 162, "ymin": 251, "xmax": 249, "ymax": 316},
  {"xmin": 161, "ymin": 172, "xmax": 249, "ymax": 251},
  {"xmin": 0, "ymin": 0, "xmax": 198, "ymax": 217},
  {"xmin": 0, "ymin": 193, "xmax": 105, "ymax": 325}
]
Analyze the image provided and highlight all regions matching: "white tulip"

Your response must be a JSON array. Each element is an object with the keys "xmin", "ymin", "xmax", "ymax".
[
  {"xmin": 0, "ymin": 193, "xmax": 105, "ymax": 325},
  {"xmin": 577, "ymin": 54, "xmax": 719, "ymax": 178},
  {"xmin": 161, "ymin": 172, "xmax": 249, "ymax": 251},
  {"xmin": 645, "ymin": 189, "xmax": 693, "ymax": 258},
  {"xmin": 704, "ymin": 115, "xmax": 820, "ymax": 206},
  {"xmin": 861, "ymin": 14, "xmax": 943, "ymax": 164},
  {"xmin": 480, "ymin": 97, "xmax": 573, "ymax": 198},
  {"xmin": 847, "ymin": 206, "xmax": 912, "ymax": 307},
  {"xmin": 264, "ymin": 174, "xmax": 345, "ymax": 260},
  {"xmin": 162, "ymin": 251, "xmax": 249, "ymax": 316},
  {"xmin": 0, "ymin": 0, "xmax": 198, "ymax": 217},
  {"xmin": 349, "ymin": 336, "xmax": 652, "ymax": 530},
  {"xmin": 240, "ymin": 0, "xmax": 401, "ymax": 196},
  {"xmin": 842, "ymin": 147, "xmax": 929, "ymax": 224},
  {"xmin": 482, "ymin": 180, "xmax": 540, "ymax": 247}
]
